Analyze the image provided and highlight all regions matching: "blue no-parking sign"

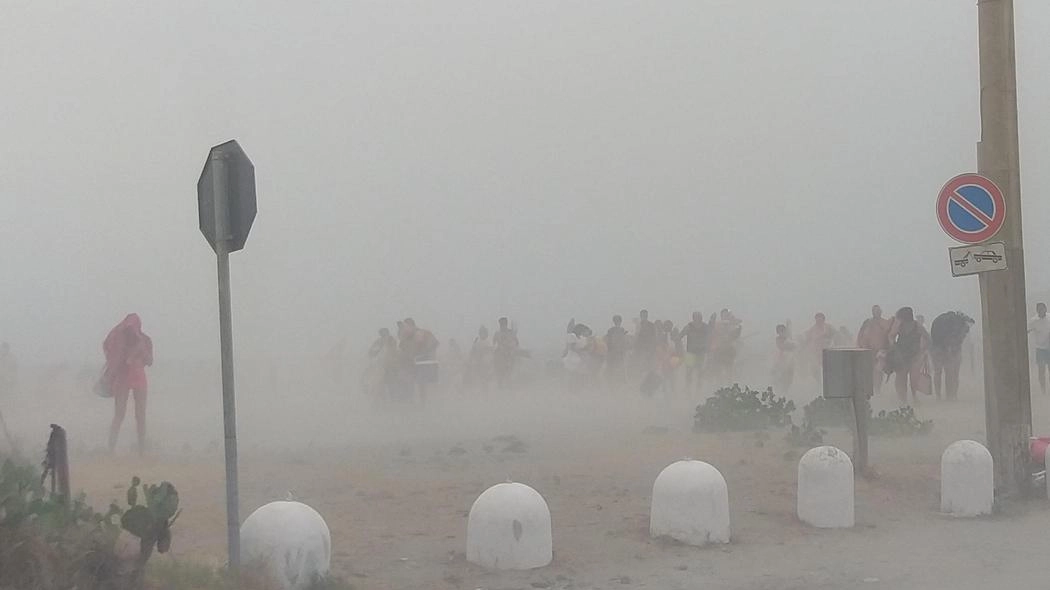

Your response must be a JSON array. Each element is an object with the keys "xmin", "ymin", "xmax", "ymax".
[{"xmin": 936, "ymin": 173, "xmax": 1006, "ymax": 244}]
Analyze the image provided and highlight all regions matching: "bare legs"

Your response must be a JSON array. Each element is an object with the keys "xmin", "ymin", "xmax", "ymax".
[{"xmin": 109, "ymin": 389, "xmax": 147, "ymax": 454}]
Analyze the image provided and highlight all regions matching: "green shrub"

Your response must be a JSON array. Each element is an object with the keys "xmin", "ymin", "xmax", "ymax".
[
  {"xmin": 869, "ymin": 406, "xmax": 934, "ymax": 436},
  {"xmin": 785, "ymin": 422, "xmax": 826, "ymax": 448},
  {"xmin": 799, "ymin": 396, "xmax": 933, "ymax": 437},
  {"xmin": 694, "ymin": 385, "xmax": 796, "ymax": 432},
  {"xmin": 1, "ymin": 454, "xmax": 179, "ymax": 590},
  {"xmin": 801, "ymin": 396, "xmax": 853, "ymax": 428}
]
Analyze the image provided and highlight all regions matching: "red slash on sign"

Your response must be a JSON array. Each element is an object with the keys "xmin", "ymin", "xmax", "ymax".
[{"xmin": 936, "ymin": 174, "xmax": 1006, "ymax": 244}]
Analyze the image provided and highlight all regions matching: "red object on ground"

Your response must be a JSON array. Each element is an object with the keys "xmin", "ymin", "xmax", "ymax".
[{"xmin": 1029, "ymin": 437, "xmax": 1050, "ymax": 464}]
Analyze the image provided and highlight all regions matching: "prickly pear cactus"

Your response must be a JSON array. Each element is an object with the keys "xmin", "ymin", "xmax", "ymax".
[{"xmin": 119, "ymin": 476, "xmax": 180, "ymax": 569}]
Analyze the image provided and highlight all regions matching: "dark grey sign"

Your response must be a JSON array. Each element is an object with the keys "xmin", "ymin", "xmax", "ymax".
[
  {"xmin": 822, "ymin": 348, "xmax": 874, "ymax": 399},
  {"xmin": 197, "ymin": 140, "xmax": 256, "ymax": 253}
]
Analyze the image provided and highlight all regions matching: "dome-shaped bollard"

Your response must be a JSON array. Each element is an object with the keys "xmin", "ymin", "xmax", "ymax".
[
  {"xmin": 650, "ymin": 460, "xmax": 730, "ymax": 545},
  {"xmin": 466, "ymin": 482, "xmax": 552, "ymax": 570},
  {"xmin": 797, "ymin": 446, "xmax": 854, "ymax": 528},
  {"xmin": 941, "ymin": 440, "xmax": 993, "ymax": 517},
  {"xmin": 240, "ymin": 501, "xmax": 332, "ymax": 590}
]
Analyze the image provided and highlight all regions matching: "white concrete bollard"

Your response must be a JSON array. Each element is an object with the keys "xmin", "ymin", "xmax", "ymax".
[
  {"xmin": 240, "ymin": 501, "xmax": 332, "ymax": 590},
  {"xmin": 650, "ymin": 460, "xmax": 730, "ymax": 546},
  {"xmin": 941, "ymin": 440, "xmax": 993, "ymax": 517},
  {"xmin": 467, "ymin": 482, "xmax": 552, "ymax": 570},
  {"xmin": 797, "ymin": 446, "xmax": 854, "ymax": 528}
]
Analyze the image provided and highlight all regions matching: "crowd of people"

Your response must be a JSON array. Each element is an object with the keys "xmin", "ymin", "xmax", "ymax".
[
  {"xmin": 359, "ymin": 308, "xmax": 751, "ymax": 401},
  {"xmin": 778, "ymin": 305, "xmax": 976, "ymax": 405},
  {"xmin": 364, "ymin": 318, "xmax": 443, "ymax": 403},
  {"xmin": 11, "ymin": 301, "xmax": 1050, "ymax": 455},
  {"xmin": 356, "ymin": 304, "xmax": 992, "ymax": 408},
  {"xmin": 558, "ymin": 309, "xmax": 746, "ymax": 396}
]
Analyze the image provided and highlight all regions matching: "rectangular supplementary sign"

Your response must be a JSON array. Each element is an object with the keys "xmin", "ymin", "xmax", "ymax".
[
  {"xmin": 822, "ymin": 348, "xmax": 874, "ymax": 399},
  {"xmin": 949, "ymin": 241, "xmax": 1007, "ymax": 277}
]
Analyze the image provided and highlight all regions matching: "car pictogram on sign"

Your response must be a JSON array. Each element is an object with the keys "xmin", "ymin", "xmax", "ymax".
[
  {"xmin": 973, "ymin": 250, "xmax": 1003, "ymax": 264},
  {"xmin": 948, "ymin": 241, "xmax": 1007, "ymax": 277}
]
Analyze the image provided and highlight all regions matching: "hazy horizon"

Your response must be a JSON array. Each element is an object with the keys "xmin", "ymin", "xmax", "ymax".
[{"xmin": 4, "ymin": 1, "xmax": 1049, "ymax": 364}]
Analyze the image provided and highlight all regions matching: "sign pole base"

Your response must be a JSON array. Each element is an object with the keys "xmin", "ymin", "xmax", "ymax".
[{"xmin": 852, "ymin": 392, "xmax": 869, "ymax": 475}]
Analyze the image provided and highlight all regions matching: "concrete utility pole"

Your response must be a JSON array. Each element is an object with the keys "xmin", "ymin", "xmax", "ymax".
[{"xmin": 976, "ymin": 0, "xmax": 1031, "ymax": 498}]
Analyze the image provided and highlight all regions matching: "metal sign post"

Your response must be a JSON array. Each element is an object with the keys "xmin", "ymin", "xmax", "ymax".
[
  {"xmin": 198, "ymin": 140, "xmax": 256, "ymax": 572},
  {"xmin": 823, "ymin": 348, "xmax": 874, "ymax": 474},
  {"xmin": 213, "ymin": 153, "xmax": 241, "ymax": 572}
]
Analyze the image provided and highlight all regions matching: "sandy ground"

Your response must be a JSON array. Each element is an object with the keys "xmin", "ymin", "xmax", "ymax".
[{"xmin": 6, "ymin": 358, "xmax": 1050, "ymax": 590}]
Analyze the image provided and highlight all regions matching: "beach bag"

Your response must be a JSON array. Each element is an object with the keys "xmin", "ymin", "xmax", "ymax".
[
  {"xmin": 592, "ymin": 337, "xmax": 608, "ymax": 357},
  {"xmin": 414, "ymin": 359, "xmax": 440, "ymax": 384},
  {"xmin": 93, "ymin": 365, "xmax": 113, "ymax": 398}
]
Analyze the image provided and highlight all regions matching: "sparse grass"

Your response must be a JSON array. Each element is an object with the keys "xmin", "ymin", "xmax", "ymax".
[
  {"xmin": 309, "ymin": 575, "xmax": 355, "ymax": 590},
  {"xmin": 784, "ymin": 422, "xmax": 826, "ymax": 448},
  {"xmin": 148, "ymin": 559, "xmax": 233, "ymax": 590},
  {"xmin": 147, "ymin": 558, "xmax": 354, "ymax": 590}
]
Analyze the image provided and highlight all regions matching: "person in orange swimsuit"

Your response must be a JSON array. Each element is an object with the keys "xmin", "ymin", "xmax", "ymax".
[{"xmin": 103, "ymin": 314, "xmax": 153, "ymax": 454}]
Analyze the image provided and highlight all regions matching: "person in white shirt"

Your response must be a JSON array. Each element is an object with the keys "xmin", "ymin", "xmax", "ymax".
[{"xmin": 1028, "ymin": 303, "xmax": 1050, "ymax": 394}]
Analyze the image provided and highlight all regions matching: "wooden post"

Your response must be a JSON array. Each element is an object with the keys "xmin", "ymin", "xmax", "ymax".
[
  {"xmin": 44, "ymin": 424, "xmax": 70, "ymax": 505},
  {"xmin": 0, "ymin": 410, "xmax": 15, "ymax": 451}
]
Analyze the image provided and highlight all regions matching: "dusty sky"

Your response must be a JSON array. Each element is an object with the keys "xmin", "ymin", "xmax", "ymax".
[{"xmin": 2, "ymin": 1, "xmax": 1049, "ymax": 363}]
